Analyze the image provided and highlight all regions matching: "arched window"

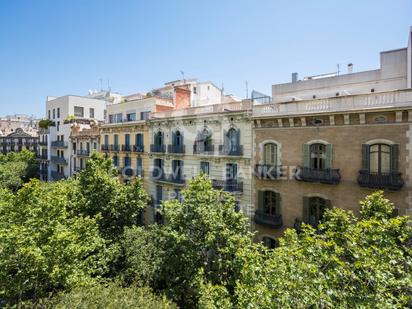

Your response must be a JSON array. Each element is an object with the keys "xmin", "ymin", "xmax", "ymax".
[
  {"xmin": 201, "ymin": 129, "xmax": 212, "ymax": 148},
  {"xmin": 310, "ymin": 143, "xmax": 326, "ymax": 169},
  {"xmin": 263, "ymin": 143, "xmax": 277, "ymax": 165},
  {"xmin": 154, "ymin": 131, "xmax": 163, "ymax": 146},
  {"xmin": 227, "ymin": 128, "xmax": 239, "ymax": 151},
  {"xmin": 257, "ymin": 190, "xmax": 280, "ymax": 216},
  {"xmin": 262, "ymin": 237, "xmax": 277, "ymax": 249},
  {"xmin": 369, "ymin": 143, "xmax": 391, "ymax": 174},
  {"xmin": 174, "ymin": 130, "xmax": 183, "ymax": 146}
]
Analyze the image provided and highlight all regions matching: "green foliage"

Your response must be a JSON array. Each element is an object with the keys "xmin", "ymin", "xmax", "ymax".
[
  {"xmin": 38, "ymin": 119, "xmax": 54, "ymax": 129},
  {"xmin": 207, "ymin": 190, "xmax": 412, "ymax": 308},
  {"xmin": 0, "ymin": 149, "xmax": 39, "ymax": 191},
  {"xmin": 0, "ymin": 179, "xmax": 107, "ymax": 305},
  {"xmin": 77, "ymin": 152, "xmax": 150, "ymax": 240},
  {"xmin": 43, "ymin": 283, "xmax": 177, "ymax": 309},
  {"xmin": 121, "ymin": 174, "xmax": 253, "ymax": 307}
]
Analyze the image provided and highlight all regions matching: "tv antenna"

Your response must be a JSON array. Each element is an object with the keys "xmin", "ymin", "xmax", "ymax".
[
  {"xmin": 180, "ymin": 71, "xmax": 185, "ymax": 83},
  {"xmin": 245, "ymin": 81, "xmax": 249, "ymax": 99}
]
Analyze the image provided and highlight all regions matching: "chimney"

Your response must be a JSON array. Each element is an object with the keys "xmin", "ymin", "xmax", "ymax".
[
  {"xmin": 292, "ymin": 72, "xmax": 298, "ymax": 83},
  {"xmin": 347, "ymin": 63, "xmax": 353, "ymax": 74}
]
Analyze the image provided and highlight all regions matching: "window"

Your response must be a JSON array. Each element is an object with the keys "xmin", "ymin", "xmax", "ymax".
[
  {"xmin": 155, "ymin": 185, "xmax": 163, "ymax": 207},
  {"xmin": 112, "ymin": 156, "xmax": 118, "ymax": 167},
  {"xmin": 200, "ymin": 161, "xmax": 210, "ymax": 175},
  {"xmin": 57, "ymin": 108, "xmax": 60, "ymax": 118},
  {"xmin": 48, "ymin": 110, "xmax": 51, "ymax": 119},
  {"xmin": 303, "ymin": 196, "xmax": 331, "ymax": 227},
  {"xmin": 114, "ymin": 134, "xmax": 119, "ymax": 146},
  {"xmin": 226, "ymin": 163, "xmax": 238, "ymax": 181},
  {"xmin": 369, "ymin": 144, "xmax": 391, "ymax": 174},
  {"xmin": 193, "ymin": 86, "xmax": 197, "ymax": 94},
  {"xmin": 172, "ymin": 160, "xmax": 183, "ymax": 179},
  {"xmin": 57, "ymin": 121, "xmax": 60, "ymax": 132},
  {"xmin": 135, "ymin": 133, "xmax": 143, "ymax": 146},
  {"xmin": 124, "ymin": 156, "xmax": 131, "ymax": 168},
  {"xmin": 74, "ymin": 106, "xmax": 84, "ymax": 117},
  {"xmin": 262, "ymin": 237, "xmax": 277, "ymax": 249},
  {"xmin": 154, "ymin": 131, "xmax": 163, "ymax": 146},
  {"xmin": 263, "ymin": 143, "xmax": 277, "ymax": 165},
  {"xmin": 126, "ymin": 113, "xmax": 136, "ymax": 122},
  {"xmin": 90, "ymin": 108, "xmax": 95, "ymax": 118},
  {"xmin": 104, "ymin": 135, "xmax": 109, "ymax": 146},
  {"xmin": 173, "ymin": 130, "xmax": 183, "ymax": 146},
  {"xmin": 136, "ymin": 157, "xmax": 143, "ymax": 176},
  {"xmin": 53, "ymin": 109, "xmax": 55, "ymax": 119},
  {"xmin": 141, "ymin": 111, "xmax": 150, "ymax": 120},
  {"xmin": 153, "ymin": 158, "xmax": 163, "ymax": 178},
  {"xmin": 125, "ymin": 134, "xmax": 130, "ymax": 146},
  {"xmin": 310, "ymin": 143, "xmax": 326, "ymax": 169},
  {"xmin": 261, "ymin": 191, "xmax": 279, "ymax": 216},
  {"xmin": 224, "ymin": 128, "xmax": 240, "ymax": 154}
]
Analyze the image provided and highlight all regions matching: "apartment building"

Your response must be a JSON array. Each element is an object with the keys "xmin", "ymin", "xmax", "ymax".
[
  {"xmin": 251, "ymin": 27, "xmax": 412, "ymax": 247},
  {"xmin": 0, "ymin": 128, "xmax": 38, "ymax": 155},
  {"xmin": 99, "ymin": 92, "xmax": 176, "ymax": 203},
  {"xmin": 45, "ymin": 95, "xmax": 107, "ymax": 180},
  {"xmin": 146, "ymin": 99, "xmax": 253, "ymax": 224},
  {"xmin": 70, "ymin": 120, "xmax": 100, "ymax": 174}
]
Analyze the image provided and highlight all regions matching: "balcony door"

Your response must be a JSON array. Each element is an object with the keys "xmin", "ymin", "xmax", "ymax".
[
  {"xmin": 226, "ymin": 163, "xmax": 238, "ymax": 183},
  {"xmin": 310, "ymin": 143, "xmax": 326, "ymax": 169},
  {"xmin": 369, "ymin": 144, "xmax": 391, "ymax": 174}
]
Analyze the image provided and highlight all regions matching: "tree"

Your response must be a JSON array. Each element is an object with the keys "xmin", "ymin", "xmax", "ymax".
[
  {"xmin": 203, "ymin": 191, "xmax": 412, "ymax": 308},
  {"xmin": 121, "ymin": 174, "xmax": 253, "ymax": 307},
  {"xmin": 77, "ymin": 152, "xmax": 150, "ymax": 240},
  {"xmin": 43, "ymin": 283, "xmax": 177, "ymax": 309},
  {"xmin": 0, "ymin": 179, "xmax": 107, "ymax": 306},
  {"xmin": 0, "ymin": 149, "xmax": 39, "ymax": 191}
]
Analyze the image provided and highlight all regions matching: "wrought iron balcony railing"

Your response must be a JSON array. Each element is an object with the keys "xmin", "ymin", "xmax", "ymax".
[
  {"xmin": 39, "ymin": 141, "xmax": 48, "ymax": 146},
  {"xmin": 255, "ymin": 164, "xmax": 282, "ymax": 180},
  {"xmin": 122, "ymin": 144, "xmax": 132, "ymax": 152},
  {"xmin": 167, "ymin": 144, "xmax": 185, "ymax": 154},
  {"xmin": 296, "ymin": 167, "xmax": 341, "ymax": 185},
  {"xmin": 51, "ymin": 156, "xmax": 68, "ymax": 165},
  {"xmin": 218, "ymin": 145, "xmax": 243, "ymax": 156},
  {"xmin": 51, "ymin": 141, "xmax": 68, "ymax": 148},
  {"xmin": 212, "ymin": 179, "xmax": 243, "ymax": 193},
  {"xmin": 133, "ymin": 145, "xmax": 144, "ymax": 153},
  {"xmin": 110, "ymin": 144, "xmax": 120, "ymax": 152},
  {"xmin": 101, "ymin": 144, "xmax": 109, "ymax": 151},
  {"xmin": 357, "ymin": 170, "xmax": 404, "ymax": 191},
  {"xmin": 193, "ymin": 144, "xmax": 214, "ymax": 154},
  {"xmin": 150, "ymin": 144, "xmax": 166, "ymax": 153},
  {"xmin": 254, "ymin": 210, "xmax": 283, "ymax": 229},
  {"xmin": 76, "ymin": 150, "xmax": 90, "ymax": 156},
  {"xmin": 51, "ymin": 171, "xmax": 65, "ymax": 180}
]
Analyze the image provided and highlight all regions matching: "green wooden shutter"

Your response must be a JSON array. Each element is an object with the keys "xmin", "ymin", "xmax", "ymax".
[
  {"xmin": 390, "ymin": 144, "xmax": 400, "ymax": 173},
  {"xmin": 361, "ymin": 144, "xmax": 370, "ymax": 171},
  {"xmin": 325, "ymin": 144, "xmax": 333, "ymax": 169},
  {"xmin": 258, "ymin": 191, "xmax": 264, "ymax": 211},
  {"xmin": 275, "ymin": 192, "xmax": 281, "ymax": 215},
  {"xmin": 303, "ymin": 144, "xmax": 310, "ymax": 168},
  {"xmin": 302, "ymin": 196, "xmax": 310, "ymax": 223}
]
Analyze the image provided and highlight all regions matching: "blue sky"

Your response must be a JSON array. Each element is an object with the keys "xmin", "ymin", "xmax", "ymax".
[{"xmin": 0, "ymin": 0, "xmax": 411, "ymax": 117}]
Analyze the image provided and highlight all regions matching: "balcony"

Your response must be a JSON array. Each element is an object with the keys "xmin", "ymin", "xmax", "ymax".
[
  {"xmin": 40, "ymin": 169, "xmax": 48, "ymax": 175},
  {"xmin": 218, "ymin": 145, "xmax": 243, "ymax": 156},
  {"xmin": 36, "ymin": 154, "xmax": 48, "ymax": 160},
  {"xmin": 51, "ymin": 141, "xmax": 68, "ymax": 148},
  {"xmin": 122, "ymin": 145, "xmax": 132, "ymax": 152},
  {"xmin": 193, "ymin": 144, "xmax": 214, "ymax": 155},
  {"xmin": 254, "ymin": 210, "xmax": 283, "ymax": 229},
  {"xmin": 39, "ymin": 141, "xmax": 47, "ymax": 146},
  {"xmin": 51, "ymin": 156, "xmax": 68, "ymax": 165},
  {"xmin": 133, "ymin": 145, "xmax": 144, "ymax": 153},
  {"xmin": 167, "ymin": 144, "xmax": 185, "ymax": 154},
  {"xmin": 212, "ymin": 179, "xmax": 243, "ymax": 193},
  {"xmin": 151, "ymin": 170, "xmax": 185, "ymax": 185},
  {"xmin": 358, "ymin": 170, "xmax": 404, "ymax": 191},
  {"xmin": 255, "ymin": 164, "xmax": 281, "ymax": 180},
  {"xmin": 110, "ymin": 144, "xmax": 120, "ymax": 152},
  {"xmin": 101, "ymin": 145, "xmax": 109, "ymax": 152},
  {"xmin": 76, "ymin": 150, "xmax": 90, "ymax": 156},
  {"xmin": 51, "ymin": 171, "xmax": 65, "ymax": 180},
  {"xmin": 296, "ymin": 167, "xmax": 341, "ymax": 185},
  {"xmin": 150, "ymin": 144, "xmax": 166, "ymax": 153}
]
